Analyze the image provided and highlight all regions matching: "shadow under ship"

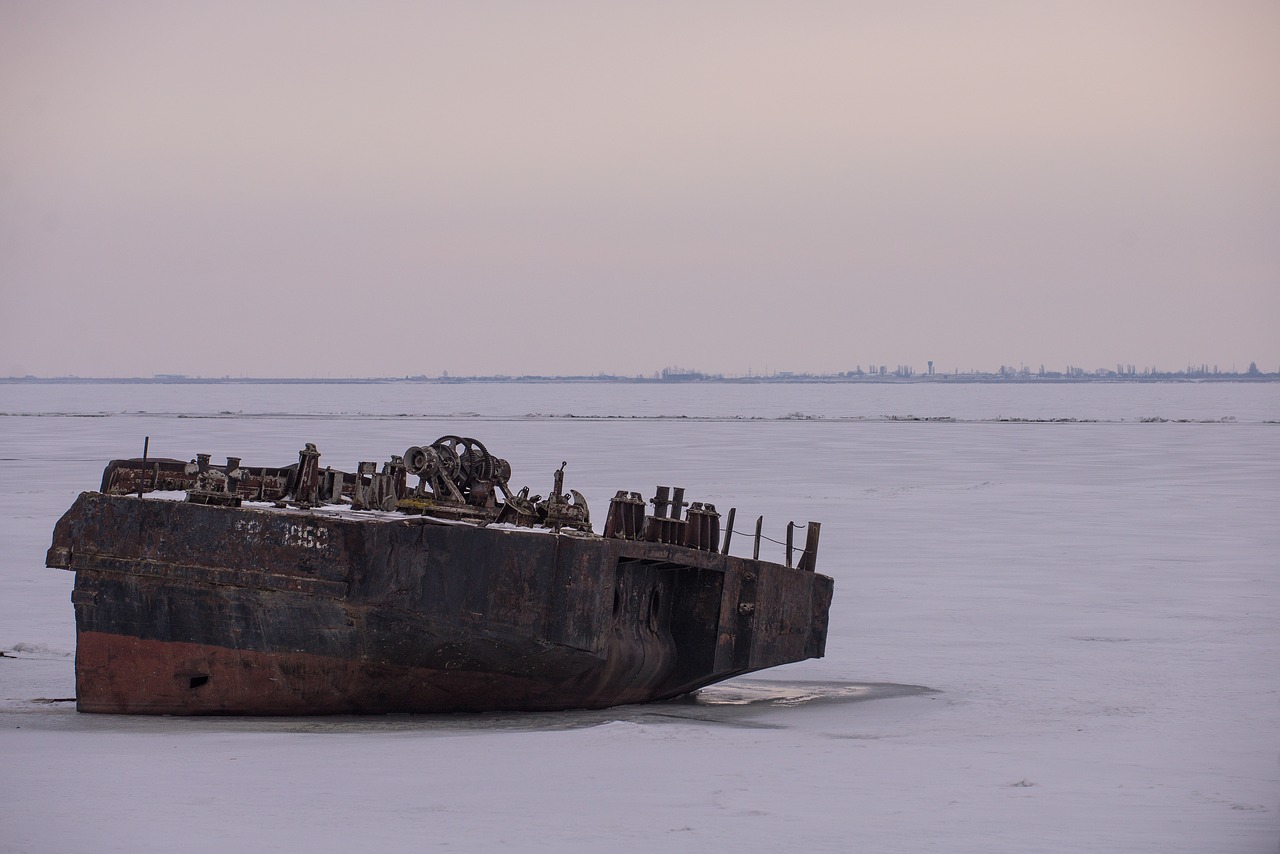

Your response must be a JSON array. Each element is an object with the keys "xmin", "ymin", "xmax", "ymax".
[{"xmin": 46, "ymin": 436, "xmax": 834, "ymax": 715}]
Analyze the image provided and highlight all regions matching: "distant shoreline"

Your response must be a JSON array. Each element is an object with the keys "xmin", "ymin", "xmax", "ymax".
[{"xmin": 3, "ymin": 373, "xmax": 1277, "ymax": 385}]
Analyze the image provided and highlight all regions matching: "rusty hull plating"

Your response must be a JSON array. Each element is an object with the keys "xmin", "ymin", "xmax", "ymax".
[{"xmin": 46, "ymin": 437, "xmax": 834, "ymax": 715}]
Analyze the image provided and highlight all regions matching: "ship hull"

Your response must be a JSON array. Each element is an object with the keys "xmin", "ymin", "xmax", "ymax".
[{"xmin": 48, "ymin": 492, "xmax": 833, "ymax": 715}]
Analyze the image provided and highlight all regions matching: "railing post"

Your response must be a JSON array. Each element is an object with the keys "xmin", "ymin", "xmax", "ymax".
[
  {"xmin": 798, "ymin": 521, "xmax": 821, "ymax": 572},
  {"xmin": 138, "ymin": 436, "xmax": 150, "ymax": 497}
]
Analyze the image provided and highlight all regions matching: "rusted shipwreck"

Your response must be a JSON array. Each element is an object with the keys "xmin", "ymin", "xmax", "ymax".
[{"xmin": 46, "ymin": 436, "xmax": 833, "ymax": 715}]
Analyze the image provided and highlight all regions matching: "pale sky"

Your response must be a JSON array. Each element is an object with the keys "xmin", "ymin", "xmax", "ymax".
[{"xmin": 2, "ymin": 1, "xmax": 1277, "ymax": 377}]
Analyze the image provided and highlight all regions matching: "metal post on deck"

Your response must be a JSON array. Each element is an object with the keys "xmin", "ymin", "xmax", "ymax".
[
  {"xmin": 139, "ymin": 436, "xmax": 149, "ymax": 497},
  {"xmin": 721, "ymin": 507, "xmax": 736, "ymax": 555},
  {"xmin": 652, "ymin": 486, "xmax": 670, "ymax": 519},
  {"xmin": 798, "ymin": 521, "xmax": 821, "ymax": 572},
  {"xmin": 786, "ymin": 521, "xmax": 795, "ymax": 568},
  {"xmin": 753, "ymin": 515, "xmax": 763, "ymax": 560},
  {"xmin": 669, "ymin": 487, "xmax": 686, "ymax": 520}
]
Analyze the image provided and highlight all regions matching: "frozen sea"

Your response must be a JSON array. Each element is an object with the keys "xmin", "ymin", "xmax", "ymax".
[{"xmin": 2, "ymin": 381, "xmax": 1278, "ymax": 853}]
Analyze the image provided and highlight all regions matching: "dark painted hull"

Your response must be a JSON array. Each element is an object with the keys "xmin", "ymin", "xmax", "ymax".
[{"xmin": 47, "ymin": 492, "xmax": 833, "ymax": 715}]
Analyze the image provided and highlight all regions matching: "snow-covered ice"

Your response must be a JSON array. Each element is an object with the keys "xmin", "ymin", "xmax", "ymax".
[{"xmin": 2, "ymin": 382, "xmax": 1277, "ymax": 853}]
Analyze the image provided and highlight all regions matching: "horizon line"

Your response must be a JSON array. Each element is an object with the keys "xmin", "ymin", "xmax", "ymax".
[{"xmin": 3, "ymin": 367, "xmax": 1277, "ymax": 384}]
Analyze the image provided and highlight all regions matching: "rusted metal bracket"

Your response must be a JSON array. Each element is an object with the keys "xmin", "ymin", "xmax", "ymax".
[{"xmin": 185, "ymin": 454, "xmax": 242, "ymax": 507}]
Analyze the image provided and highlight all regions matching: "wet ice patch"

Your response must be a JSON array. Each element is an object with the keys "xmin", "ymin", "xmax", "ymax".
[
  {"xmin": 682, "ymin": 680, "xmax": 936, "ymax": 708},
  {"xmin": 7, "ymin": 643, "xmax": 72, "ymax": 658}
]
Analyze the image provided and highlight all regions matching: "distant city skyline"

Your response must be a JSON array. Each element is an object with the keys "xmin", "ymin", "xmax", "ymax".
[
  {"xmin": 2, "ymin": 3, "xmax": 1277, "ymax": 379},
  {"xmin": 5, "ymin": 359, "xmax": 1276, "ymax": 383}
]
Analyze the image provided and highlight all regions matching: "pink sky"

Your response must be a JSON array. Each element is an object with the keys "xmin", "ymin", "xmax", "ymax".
[{"xmin": 2, "ymin": 2, "xmax": 1277, "ymax": 377}]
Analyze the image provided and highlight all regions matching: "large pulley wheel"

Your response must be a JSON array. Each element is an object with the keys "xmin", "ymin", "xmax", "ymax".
[{"xmin": 432, "ymin": 436, "xmax": 492, "ymax": 483}]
